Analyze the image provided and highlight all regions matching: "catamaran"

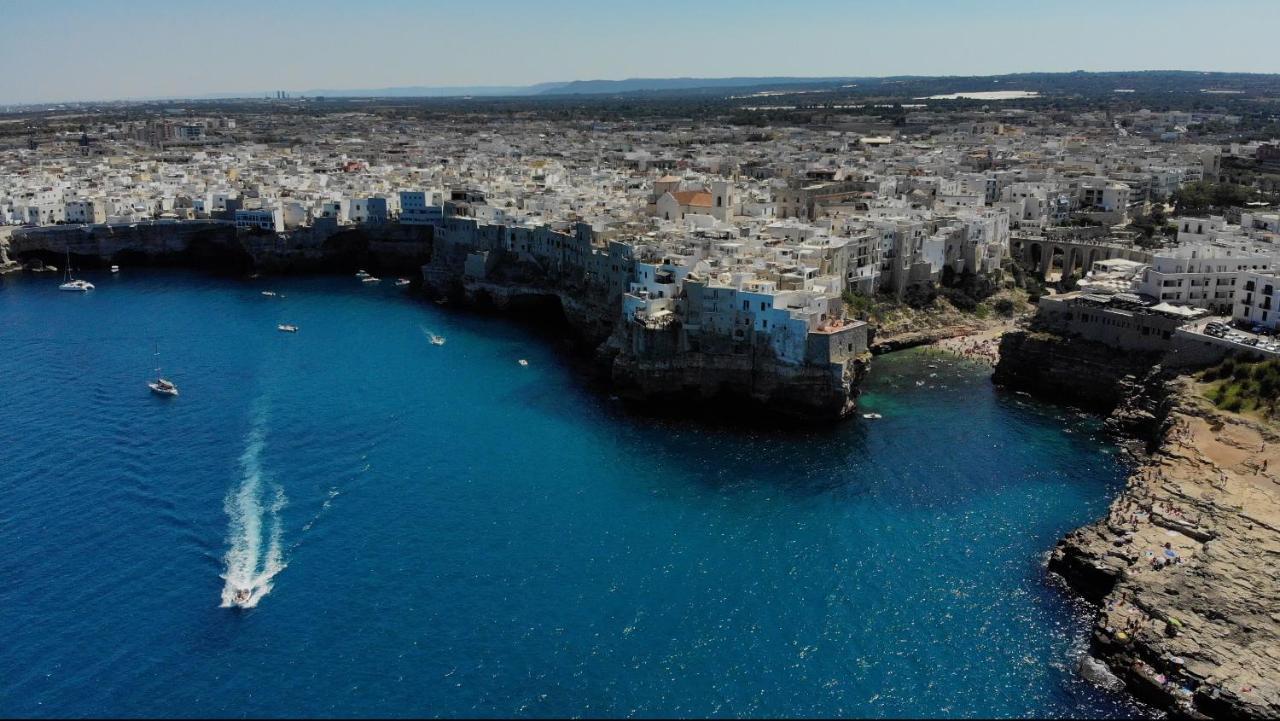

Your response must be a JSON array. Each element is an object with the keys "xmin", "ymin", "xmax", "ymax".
[
  {"xmin": 58, "ymin": 249, "xmax": 94, "ymax": 291},
  {"xmin": 148, "ymin": 343, "xmax": 178, "ymax": 396}
]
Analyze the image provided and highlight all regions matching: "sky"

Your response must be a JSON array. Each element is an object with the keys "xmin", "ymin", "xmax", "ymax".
[{"xmin": 1, "ymin": 0, "xmax": 1278, "ymax": 104}]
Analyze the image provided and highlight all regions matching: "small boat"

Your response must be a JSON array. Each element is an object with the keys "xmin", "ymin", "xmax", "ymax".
[
  {"xmin": 261, "ymin": 291, "xmax": 277, "ymax": 297},
  {"xmin": 915, "ymin": 380, "xmax": 926, "ymax": 387},
  {"xmin": 148, "ymin": 343, "xmax": 178, "ymax": 396},
  {"xmin": 395, "ymin": 278, "xmax": 411, "ymax": 287},
  {"xmin": 229, "ymin": 586, "xmax": 254, "ymax": 608},
  {"xmin": 355, "ymin": 270, "xmax": 370, "ymax": 279},
  {"xmin": 58, "ymin": 249, "xmax": 94, "ymax": 291},
  {"xmin": 148, "ymin": 378, "xmax": 179, "ymax": 397},
  {"xmin": 361, "ymin": 276, "xmax": 381, "ymax": 284},
  {"xmin": 862, "ymin": 412, "xmax": 882, "ymax": 420},
  {"xmin": 434, "ymin": 298, "xmax": 449, "ymax": 306},
  {"xmin": 518, "ymin": 359, "xmax": 529, "ymax": 366},
  {"xmin": 428, "ymin": 333, "xmax": 446, "ymax": 346},
  {"xmin": 110, "ymin": 265, "xmax": 120, "ymax": 273},
  {"xmin": 277, "ymin": 324, "xmax": 299, "ymax": 333}
]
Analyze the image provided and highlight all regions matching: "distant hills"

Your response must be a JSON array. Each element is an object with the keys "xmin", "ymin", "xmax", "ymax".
[
  {"xmin": 13, "ymin": 71, "xmax": 1280, "ymax": 107},
  {"xmin": 282, "ymin": 76, "xmax": 858, "ymax": 99},
  {"xmin": 272, "ymin": 71, "xmax": 1280, "ymax": 101}
]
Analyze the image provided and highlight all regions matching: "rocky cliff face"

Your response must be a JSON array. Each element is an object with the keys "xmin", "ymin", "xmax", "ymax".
[
  {"xmin": 993, "ymin": 329, "xmax": 1165, "ymax": 410},
  {"xmin": 1049, "ymin": 379, "xmax": 1280, "ymax": 719},
  {"xmin": 422, "ymin": 244, "xmax": 867, "ymax": 421},
  {"xmin": 8, "ymin": 221, "xmax": 433, "ymax": 274},
  {"xmin": 610, "ymin": 343, "xmax": 869, "ymax": 420}
]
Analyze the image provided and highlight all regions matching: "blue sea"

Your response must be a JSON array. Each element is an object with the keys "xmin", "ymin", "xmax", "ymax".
[{"xmin": 0, "ymin": 270, "xmax": 1147, "ymax": 718}]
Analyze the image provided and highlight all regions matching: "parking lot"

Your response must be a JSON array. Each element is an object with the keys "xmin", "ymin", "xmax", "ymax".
[{"xmin": 1187, "ymin": 317, "xmax": 1280, "ymax": 356}]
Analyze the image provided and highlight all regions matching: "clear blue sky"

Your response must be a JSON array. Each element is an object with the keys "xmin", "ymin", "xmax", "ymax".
[{"xmin": 2, "ymin": 0, "xmax": 1277, "ymax": 104}]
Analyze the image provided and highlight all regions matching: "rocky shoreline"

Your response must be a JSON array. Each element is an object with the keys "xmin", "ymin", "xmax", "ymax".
[{"xmin": 997, "ymin": 333, "xmax": 1280, "ymax": 719}]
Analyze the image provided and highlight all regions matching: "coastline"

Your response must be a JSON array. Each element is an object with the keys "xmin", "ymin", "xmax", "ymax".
[{"xmin": 986, "ymin": 325, "xmax": 1280, "ymax": 718}]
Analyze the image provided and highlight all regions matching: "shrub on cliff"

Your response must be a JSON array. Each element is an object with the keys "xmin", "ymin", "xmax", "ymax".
[{"xmin": 1200, "ymin": 357, "xmax": 1280, "ymax": 420}]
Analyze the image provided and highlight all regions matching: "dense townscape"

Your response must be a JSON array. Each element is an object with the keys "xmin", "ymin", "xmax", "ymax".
[{"xmin": 4, "ymin": 74, "xmax": 1280, "ymax": 718}]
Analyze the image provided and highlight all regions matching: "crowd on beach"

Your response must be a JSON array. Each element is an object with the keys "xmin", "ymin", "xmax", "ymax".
[{"xmin": 935, "ymin": 333, "xmax": 1002, "ymax": 366}]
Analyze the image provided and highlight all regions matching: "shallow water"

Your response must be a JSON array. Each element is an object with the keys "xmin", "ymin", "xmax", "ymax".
[{"xmin": 0, "ymin": 270, "xmax": 1147, "ymax": 717}]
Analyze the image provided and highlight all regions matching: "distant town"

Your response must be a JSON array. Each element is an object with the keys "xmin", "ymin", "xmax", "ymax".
[{"xmin": 4, "ymin": 70, "xmax": 1280, "ymax": 719}]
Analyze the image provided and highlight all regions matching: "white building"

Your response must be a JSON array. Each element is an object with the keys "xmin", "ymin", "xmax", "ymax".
[
  {"xmin": 234, "ymin": 208, "xmax": 284, "ymax": 232},
  {"xmin": 1135, "ymin": 245, "xmax": 1272, "ymax": 313}
]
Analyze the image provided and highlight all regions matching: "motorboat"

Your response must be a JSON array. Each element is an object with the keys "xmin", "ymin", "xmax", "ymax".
[
  {"xmin": 361, "ymin": 276, "xmax": 381, "ymax": 284},
  {"xmin": 277, "ymin": 324, "xmax": 299, "ymax": 333},
  {"xmin": 518, "ymin": 359, "xmax": 529, "ymax": 366},
  {"xmin": 148, "ymin": 378, "xmax": 179, "ymax": 397},
  {"xmin": 395, "ymin": 278, "xmax": 411, "ymax": 287},
  {"xmin": 862, "ymin": 412, "xmax": 882, "ymax": 420},
  {"xmin": 434, "ymin": 298, "xmax": 449, "ymax": 306},
  {"xmin": 355, "ymin": 270, "xmax": 370, "ymax": 279},
  {"xmin": 261, "ymin": 291, "xmax": 277, "ymax": 297},
  {"xmin": 428, "ymin": 333, "xmax": 446, "ymax": 346},
  {"xmin": 110, "ymin": 265, "xmax": 120, "ymax": 273},
  {"xmin": 230, "ymin": 587, "xmax": 253, "ymax": 607}
]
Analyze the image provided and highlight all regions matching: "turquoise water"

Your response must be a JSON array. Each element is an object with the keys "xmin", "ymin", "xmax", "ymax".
[{"xmin": 0, "ymin": 270, "xmax": 1146, "ymax": 718}]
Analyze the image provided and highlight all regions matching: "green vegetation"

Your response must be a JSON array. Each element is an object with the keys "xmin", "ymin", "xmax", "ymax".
[
  {"xmin": 1129, "ymin": 205, "xmax": 1176, "ymax": 249},
  {"xmin": 1172, "ymin": 181, "xmax": 1259, "ymax": 215},
  {"xmin": 1200, "ymin": 356, "xmax": 1280, "ymax": 419}
]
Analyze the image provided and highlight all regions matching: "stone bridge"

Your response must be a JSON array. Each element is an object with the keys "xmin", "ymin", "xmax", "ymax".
[{"xmin": 1010, "ymin": 235, "xmax": 1152, "ymax": 277}]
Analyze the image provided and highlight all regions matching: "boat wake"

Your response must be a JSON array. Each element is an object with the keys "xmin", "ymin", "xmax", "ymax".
[{"xmin": 220, "ymin": 410, "xmax": 288, "ymax": 609}]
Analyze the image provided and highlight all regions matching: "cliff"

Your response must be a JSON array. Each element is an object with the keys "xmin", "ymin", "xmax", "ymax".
[
  {"xmin": 7, "ymin": 220, "xmax": 434, "ymax": 274},
  {"xmin": 1049, "ymin": 379, "xmax": 1280, "ymax": 719},
  {"xmin": 609, "ymin": 336, "xmax": 870, "ymax": 420},
  {"xmin": 993, "ymin": 328, "xmax": 1165, "ymax": 410},
  {"xmin": 421, "ymin": 238, "xmax": 868, "ymax": 421}
]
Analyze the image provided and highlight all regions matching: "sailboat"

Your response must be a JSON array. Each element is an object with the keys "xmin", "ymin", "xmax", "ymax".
[
  {"xmin": 148, "ymin": 342, "xmax": 179, "ymax": 397},
  {"xmin": 58, "ymin": 248, "xmax": 94, "ymax": 291}
]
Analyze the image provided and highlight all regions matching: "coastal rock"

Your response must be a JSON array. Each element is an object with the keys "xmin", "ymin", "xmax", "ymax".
[
  {"xmin": 1050, "ymin": 380, "xmax": 1280, "ymax": 719},
  {"xmin": 993, "ymin": 329, "xmax": 1164, "ymax": 410},
  {"xmin": 1078, "ymin": 655, "xmax": 1125, "ymax": 692},
  {"xmin": 8, "ymin": 220, "xmax": 434, "ymax": 274}
]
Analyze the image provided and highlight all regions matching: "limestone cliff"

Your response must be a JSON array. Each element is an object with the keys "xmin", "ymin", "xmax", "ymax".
[
  {"xmin": 8, "ymin": 221, "xmax": 433, "ymax": 274},
  {"xmin": 993, "ymin": 328, "xmax": 1164, "ymax": 410},
  {"xmin": 422, "ymin": 243, "xmax": 868, "ymax": 421},
  {"xmin": 1049, "ymin": 380, "xmax": 1280, "ymax": 719}
]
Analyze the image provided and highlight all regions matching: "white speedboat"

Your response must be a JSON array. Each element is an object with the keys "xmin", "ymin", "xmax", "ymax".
[
  {"xmin": 148, "ymin": 378, "xmax": 179, "ymax": 397},
  {"xmin": 229, "ymin": 586, "xmax": 254, "ymax": 608},
  {"xmin": 261, "ymin": 291, "xmax": 277, "ymax": 297},
  {"xmin": 110, "ymin": 265, "xmax": 120, "ymax": 273},
  {"xmin": 862, "ymin": 412, "xmax": 882, "ymax": 420},
  {"xmin": 361, "ymin": 276, "xmax": 381, "ymax": 284},
  {"xmin": 518, "ymin": 359, "xmax": 529, "ymax": 366},
  {"xmin": 395, "ymin": 278, "xmax": 411, "ymax": 287},
  {"xmin": 428, "ymin": 333, "xmax": 446, "ymax": 346},
  {"xmin": 355, "ymin": 270, "xmax": 370, "ymax": 279},
  {"xmin": 277, "ymin": 324, "xmax": 299, "ymax": 333}
]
